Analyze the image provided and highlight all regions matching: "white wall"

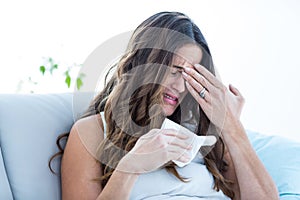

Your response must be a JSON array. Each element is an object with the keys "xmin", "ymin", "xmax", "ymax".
[{"xmin": 0, "ymin": 0, "xmax": 299, "ymax": 141}]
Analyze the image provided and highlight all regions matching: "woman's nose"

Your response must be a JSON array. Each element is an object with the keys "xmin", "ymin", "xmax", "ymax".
[{"xmin": 171, "ymin": 75, "xmax": 185, "ymax": 93}]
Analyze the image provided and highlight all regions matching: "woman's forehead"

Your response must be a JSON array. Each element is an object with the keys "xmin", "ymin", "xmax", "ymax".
[
  {"xmin": 172, "ymin": 54, "xmax": 195, "ymax": 69},
  {"xmin": 172, "ymin": 44, "xmax": 203, "ymax": 68}
]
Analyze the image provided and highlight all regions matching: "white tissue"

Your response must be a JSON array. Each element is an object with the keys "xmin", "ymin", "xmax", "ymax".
[{"xmin": 161, "ymin": 118, "xmax": 216, "ymax": 167}]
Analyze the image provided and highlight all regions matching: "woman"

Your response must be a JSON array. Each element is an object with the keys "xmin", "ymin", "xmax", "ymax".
[{"xmin": 52, "ymin": 11, "xmax": 279, "ymax": 199}]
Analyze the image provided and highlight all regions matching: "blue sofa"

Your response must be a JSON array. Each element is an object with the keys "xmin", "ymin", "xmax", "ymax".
[{"xmin": 0, "ymin": 93, "xmax": 300, "ymax": 199}]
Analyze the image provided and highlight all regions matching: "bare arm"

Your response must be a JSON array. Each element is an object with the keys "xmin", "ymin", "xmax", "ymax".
[
  {"xmin": 222, "ymin": 121, "xmax": 279, "ymax": 200},
  {"xmin": 61, "ymin": 117, "xmax": 102, "ymax": 199},
  {"xmin": 183, "ymin": 64, "xmax": 279, "ymax": 200},
  {"xmin": 61, "ymin": 115, "xmax": 191, "ymax": 200},
  {"xmin": 61, "ymin": 115, "xmax": 139, "ymax": 200},
  {"xmin": 222, "ymin": 146, "xmax": 241, "ymax": 200}
]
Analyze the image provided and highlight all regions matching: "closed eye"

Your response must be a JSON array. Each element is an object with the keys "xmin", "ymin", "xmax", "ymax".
[
  {"xmin": 173, "ymin": 65, "xmax": 184, "ymax": 71},
  {"xmin": 171, "ymin": 65, "xmax": 184, "ymax": 75}
]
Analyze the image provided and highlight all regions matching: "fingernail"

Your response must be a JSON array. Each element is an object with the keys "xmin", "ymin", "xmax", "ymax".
[
  {"xmin": 182, "ymin": 71, "xmax": 188, "ymax": 77},
  {"xmin": 194, "ymin": 64, "xmax": 201, "ymax": 68},
  {"xmin": 184, "ymin": 67, "xmax": 191, "ymax": 72}
]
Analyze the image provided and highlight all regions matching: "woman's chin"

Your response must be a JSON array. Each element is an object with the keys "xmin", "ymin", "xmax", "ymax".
[{"xmin": 162, "ymin": 105, "xmax": 176, "ymax": 116}]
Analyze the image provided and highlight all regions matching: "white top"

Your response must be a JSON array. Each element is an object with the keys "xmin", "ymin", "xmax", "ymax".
[{"xmin": 100, "ymin": 112, "xmax": 230, "ymax": 200}]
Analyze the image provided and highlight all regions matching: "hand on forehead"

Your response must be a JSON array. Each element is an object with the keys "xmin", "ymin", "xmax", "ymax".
[
  {"xmin": 172, "ymin": 54, "xmax": 196, "ymax": 70},
  {"xmin": 172, "ymin": 44, "xmax": 203, "ymax": 68}
]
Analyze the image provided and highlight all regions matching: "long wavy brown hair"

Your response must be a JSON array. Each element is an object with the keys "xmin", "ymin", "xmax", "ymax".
[{"xmin": 50, "ymin": 11, "xmax": 234, "ymax": 198}]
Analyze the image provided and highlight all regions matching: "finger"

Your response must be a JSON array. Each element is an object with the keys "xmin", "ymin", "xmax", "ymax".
[
  {"xmin": 167, "ymin": 146, "xmax": 190, "ymax": 161},
  {"xmin": 164, "ymin": 135, "xmax": 192, "ymax": 150},
  {"xmin": 142, "ymin": 129, "xmax": 187, "ymax": 140},
  {"xmin": 182, "ymin": 68, "xmax": 213, "ymax": 92},
  {"xmin": 229, "ymin": 84, "xmax": 243, "ymax": 97},
  {"xmin": 185, "ymin": 81, "xmax": 213, "ymax": 118},
  {"xmin": 162, "ymin": 129, "xmax": 189, "ymax": 140},
  {"xmin": 185, "ymin": 80, "xmax": 211, "ymax": 104},
  {"xmin": 193, "ymin": 64, "xmax": 223, "ymax": 89},
  {"xmin": 175, "ymin": 156, "xmax": 190, "ymax": 163},
  {"xmin": 182, "ymin": 71, "xmax": 212, "ymax": 104},
  {"xmin": 181, "ymin": 71, "xmax": 206, "ymax": 91}
]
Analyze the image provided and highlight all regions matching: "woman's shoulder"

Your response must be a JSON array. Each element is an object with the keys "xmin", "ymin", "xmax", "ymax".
[
  {"xmin": 61, "ymin": 114, "xmax": 103, "ymax": 198},
  {"xmin": 73, "ymin": 114, "xmax": 104, "ymax": 132},
  {"xmin": 70, "ymin": 114, "xmax": 105, "ymax": 159}
]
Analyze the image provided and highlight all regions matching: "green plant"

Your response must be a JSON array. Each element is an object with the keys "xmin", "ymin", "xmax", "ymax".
[{"xmin": 39, "ymin": 57, "xmax": 85, "ymax": 90}]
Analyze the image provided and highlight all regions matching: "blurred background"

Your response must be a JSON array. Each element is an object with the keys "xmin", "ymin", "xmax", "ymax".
[{"xmin": 0, "ymin": 0, "xmax": 299, "ymax": 141}]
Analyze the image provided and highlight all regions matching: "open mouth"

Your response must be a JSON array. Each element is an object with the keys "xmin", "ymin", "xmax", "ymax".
[{"xmin": 163, "ymin": 93, "xmax": 178, "ymax": 106}]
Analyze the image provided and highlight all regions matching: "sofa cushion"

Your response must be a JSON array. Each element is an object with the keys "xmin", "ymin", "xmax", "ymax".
[
  {"xmin": 247, "ymin": 130, "xmax": 300, "ymax": 198},
  {"xmin": 0, "ymin": 147, "xmax": 13, "ymax": 200},
  {"xmin": 0, "ymin": 93, "xmax": 75, "ymax": 200}
]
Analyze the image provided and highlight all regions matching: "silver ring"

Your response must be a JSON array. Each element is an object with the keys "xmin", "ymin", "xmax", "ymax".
[{"xmin": 199, "ymin": 88, "xmax": 206, "ymax": 99}]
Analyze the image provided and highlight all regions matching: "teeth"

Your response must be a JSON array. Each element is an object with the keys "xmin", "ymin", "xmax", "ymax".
[{"xmin": 164, "ymin": 94, "xmax": 176, "ymax": 100}]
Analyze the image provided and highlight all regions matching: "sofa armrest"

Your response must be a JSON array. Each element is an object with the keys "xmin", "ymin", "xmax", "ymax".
[{"xmin": 0, "ymin": 93, "xmax": 75, "ymax": 200}]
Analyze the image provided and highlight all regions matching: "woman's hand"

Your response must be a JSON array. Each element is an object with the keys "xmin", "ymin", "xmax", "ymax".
[
  {"xmin": 117, "ymin": 129, "xmax": 191, "ymax": 174},
  {"xmin": 182, "ymin": 64, "xmax": 245, "ymax": 132}
]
